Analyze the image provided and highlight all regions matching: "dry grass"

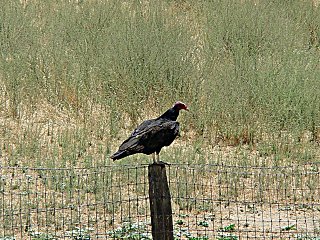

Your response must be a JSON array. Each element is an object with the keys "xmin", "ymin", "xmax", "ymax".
[{"xmin": 1, "ymin": 0, "xmax": 320, "ymax": 239}]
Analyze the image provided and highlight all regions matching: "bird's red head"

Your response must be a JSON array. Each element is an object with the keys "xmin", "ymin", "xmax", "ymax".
[{"xmin": 173, "ymin": 101, "xmax": 189, "ymax": 111}]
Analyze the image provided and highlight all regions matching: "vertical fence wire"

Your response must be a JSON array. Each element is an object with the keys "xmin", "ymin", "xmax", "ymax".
[{"xmin": 0, "ymin": 163, "xmax": 319, "ymax": 239}]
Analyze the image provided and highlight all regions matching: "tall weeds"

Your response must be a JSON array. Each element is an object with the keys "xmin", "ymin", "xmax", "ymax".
[{"xmin": 1, "ymin": 0, "xmax": 320, "ymax": 166}]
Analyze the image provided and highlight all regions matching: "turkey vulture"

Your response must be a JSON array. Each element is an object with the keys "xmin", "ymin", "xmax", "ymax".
[{"xmin": 110, "ymin": 101, "xmax": 189, "ymax": 163}]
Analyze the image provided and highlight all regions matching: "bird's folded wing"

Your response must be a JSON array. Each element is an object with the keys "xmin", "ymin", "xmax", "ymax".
[
  {"xmin": 130, "ymin": 119, "xmax": 154, "ymax": 137},
  {"xmin": 119, "ymin": 121, "xmax": 179, "ymax": 151}
]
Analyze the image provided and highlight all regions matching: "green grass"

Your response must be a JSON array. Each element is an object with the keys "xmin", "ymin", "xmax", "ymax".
[
  {"xmin": 1, "ymin": 0, "xmax": 320, "ymax": 169},
  {"xmin": 1, "ymin": 1, "xmax": 320, "ymax": 237}
]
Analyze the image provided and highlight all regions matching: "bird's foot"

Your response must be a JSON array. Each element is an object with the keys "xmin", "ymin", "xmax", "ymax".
[
  {"xmin": 151, "ymin": 153, "xmax": 170, "ymax": 165},
  {"xmin": 157, "ymin": 160, "xmax": 170, "ymax": 165}
]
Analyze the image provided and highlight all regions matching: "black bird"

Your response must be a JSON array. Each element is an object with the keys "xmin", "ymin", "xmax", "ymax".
[{"xmin": 110, "ymin": 101, "xmax": 189, "ymax": 163}]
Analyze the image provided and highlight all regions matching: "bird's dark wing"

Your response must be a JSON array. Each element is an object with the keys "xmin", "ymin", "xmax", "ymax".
[
  {"xmin": 130, "ymin": 119, "xmax": 155, "ymax": 137},
  {"xmin": 140, "ymin": 121, "xmax": 179, "ymax": 150},
  {"xmin": 110, "ymin": 119, "xmax": 156, "ymax": 160},
  {"xmin": 118, "ymin": 121, "xmax": 179, "ymax": 153}
]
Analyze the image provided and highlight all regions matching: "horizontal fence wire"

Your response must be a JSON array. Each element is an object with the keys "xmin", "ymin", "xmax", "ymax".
[
  {"xmin": 0, "ymin": 163, "xmax": 319, "ymax": 239},
  {"xmin": 167, "ymin": 163, "xmax": 320, "ymax": 240}
]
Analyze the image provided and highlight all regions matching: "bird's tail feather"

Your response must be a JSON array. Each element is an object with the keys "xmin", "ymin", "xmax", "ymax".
[{"xmin": 110, "ymin": 151, "xmax": 129, "ymax": 160}]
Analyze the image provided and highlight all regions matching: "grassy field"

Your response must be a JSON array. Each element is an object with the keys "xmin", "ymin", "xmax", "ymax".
[
  {"xmin": 1, "ymin": 0, "xmax": 320, "ymax": 169},
  {"xmin": 1, "ymin": 0, "xmax": 320, "ymax": 168},
  {"xmin": 1, "ymin": 1, "xmax": 320, "ymax": 239}
]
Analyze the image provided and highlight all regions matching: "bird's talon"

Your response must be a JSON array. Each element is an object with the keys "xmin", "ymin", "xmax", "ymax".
[{"xmin": 157, "ymin": 161, "xmax": 170, "ymax": 165}]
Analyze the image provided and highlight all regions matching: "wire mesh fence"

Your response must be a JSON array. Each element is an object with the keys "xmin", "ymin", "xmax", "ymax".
[{"xmin": 1, "ymin": 162, "xmax": 319, "ymax": 239}]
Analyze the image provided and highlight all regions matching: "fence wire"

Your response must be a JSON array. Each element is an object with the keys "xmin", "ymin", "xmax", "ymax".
[{"xmin": 0, "ymin": 163, "xmax": 319, "ymax": 239}]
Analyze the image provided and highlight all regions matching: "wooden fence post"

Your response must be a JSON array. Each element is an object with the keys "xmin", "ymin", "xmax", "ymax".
[{"xmin": 148, "ymin": 163, "xmax": 174, "ymax": 240}]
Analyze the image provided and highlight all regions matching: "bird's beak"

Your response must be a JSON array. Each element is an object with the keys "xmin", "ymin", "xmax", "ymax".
[{"xmin": 185, "ymin": 106, "xmax": 189, "ymax": 111}]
